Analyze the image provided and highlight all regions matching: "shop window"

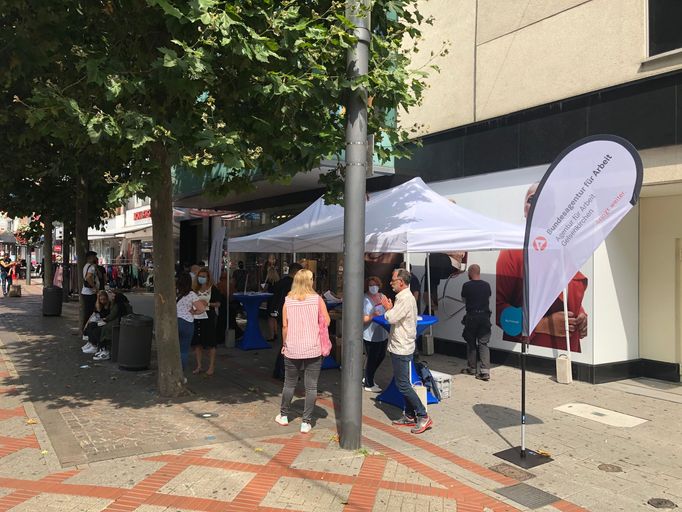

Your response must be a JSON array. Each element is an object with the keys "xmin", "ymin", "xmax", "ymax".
[{"xmin": 649, "ymin": 0, "xmax": 682, "ymax": 56}]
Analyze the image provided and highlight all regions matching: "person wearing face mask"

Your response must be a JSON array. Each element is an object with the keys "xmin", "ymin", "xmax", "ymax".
[
  {"xmin": 191, "ymin": 267, "xmax": 221, "ymax": 376},
  {"xmin": 362, "ymin": 276, "xmax": 388, "ymax": 392}
]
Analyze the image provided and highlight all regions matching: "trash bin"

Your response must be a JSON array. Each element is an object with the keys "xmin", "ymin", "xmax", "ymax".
[
  {"xmin": 110, "ymin": 324, "xmax": 120, "ymax": 363},
  {"xmin": 42, "ymin": 286, "xmax": 63, "ymax": 316},
  {"xmin": 118, "ymin": 314, "xmax": 153, "ymax": 371}
]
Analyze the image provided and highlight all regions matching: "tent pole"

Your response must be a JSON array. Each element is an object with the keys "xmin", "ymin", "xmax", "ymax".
[
  {"xmin": 521, "ymin": 337, "xmax": 527, "ymax": 458},
  {"xmin": 426, "ymin": 253, "xmax": 432, "ymax": 316}
]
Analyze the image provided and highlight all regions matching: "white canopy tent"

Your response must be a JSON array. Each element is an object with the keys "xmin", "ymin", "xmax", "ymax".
[{"xmin": 228, "ymin": 177, "xmax": 524, "ymax": 253}]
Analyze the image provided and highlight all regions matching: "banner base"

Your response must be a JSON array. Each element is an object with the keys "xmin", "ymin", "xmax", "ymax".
[{"xmin": 493, "ymin": 447, "xmax": 553, "ymax": 469}]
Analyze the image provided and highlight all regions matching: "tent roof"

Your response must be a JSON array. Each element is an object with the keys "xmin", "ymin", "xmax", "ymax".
[{"xmin": 228, "ymin": 177, "xmax": 524, "ymax": 253}]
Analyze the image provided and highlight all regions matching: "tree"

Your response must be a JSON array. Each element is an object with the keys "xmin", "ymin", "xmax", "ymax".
[{"xmin": 2, "ymin": 0, "xmax": 433, "ymax": 396}]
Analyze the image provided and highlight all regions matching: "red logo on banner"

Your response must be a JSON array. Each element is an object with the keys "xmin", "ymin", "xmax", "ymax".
[{"xmin": 532, "ymin": 236, "xmax": 548, "ymax": 252}]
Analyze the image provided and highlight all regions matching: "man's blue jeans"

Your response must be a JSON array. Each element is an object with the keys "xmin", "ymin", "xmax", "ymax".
[
  {"xmin": 390, "ymin": 353, "xmax": 427, "ymax": 418},
  {"xmin": 0, "ymin": 272, "xmax": 11, "ymax": 296}
]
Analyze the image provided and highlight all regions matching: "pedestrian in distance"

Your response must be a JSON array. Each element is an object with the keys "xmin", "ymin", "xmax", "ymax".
[
  {"xmin": 81, "ymin": 251, "xmax": 100, "ymax": 336},
  {"xmin": 275, "ymin": 269, "xmax": 330, "ymax": 434},
  {"xmin": 191, "ymin": 267, "xmax": 221, "ymax": 376},
  {"xmin": 0, "ymin": 252, "xmax": 16, "ymax": 297},
  {"xmin": 381, "ymin": 268, "xmax": 433, "ymax": 435},
  {"xmin": 176, "ymin": 273, "xmax": 205, "ymax": 370},
  {"xmin": 460, "ymin": 264, "xmax": 492, "ymax": 381},
  {"xmin": 264, "ymin": 265, "xmax": 280, "ymax": 342},
  {"xmin": 82, "ymin": 290, "xmax": 111, "ymax": 354},
  {"xmin": 362, "ymin": 276, "xmax": 388, "ymax": 392}
]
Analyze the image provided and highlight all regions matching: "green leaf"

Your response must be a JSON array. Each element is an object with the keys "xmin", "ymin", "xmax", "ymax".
[{"xmin": 147, "ymin": 0, "xmax": 183, "ymax": 19}]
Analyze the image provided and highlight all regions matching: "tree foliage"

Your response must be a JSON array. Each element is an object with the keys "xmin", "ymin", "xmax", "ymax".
[
  {"xmin": 3, "ymin": 0, "xmax": 431, "ymax": 192},
  {"xmin": 0, "ymin": 0, "xmax": 433, "ymax": 395}
]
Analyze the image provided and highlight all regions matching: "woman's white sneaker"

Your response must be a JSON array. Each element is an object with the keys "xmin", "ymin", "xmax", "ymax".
[
  {"xmin": 82, "ymin": 343, "xmax": 98, "ymax": 354},
  {"xmin": 300, "ymin": 422, "xmax": 312, "ymax": 434},
  {"xmin": 274, "ymin": 414, "xmax": 289, "ymax": 426}
]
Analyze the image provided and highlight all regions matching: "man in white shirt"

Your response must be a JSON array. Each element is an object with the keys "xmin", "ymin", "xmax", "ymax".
[
  {"xmin": 80, "ymin": 251, "xmax": 99, "ymax": 341},
  {"xmin": 381, "ymin": 268, "xmax": 433, "ymax": 434}
]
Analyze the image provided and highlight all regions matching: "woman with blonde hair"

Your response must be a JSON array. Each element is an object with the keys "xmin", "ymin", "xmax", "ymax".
[
  {"xmin": 192, "ymin": 267, "xmax": 221, "ymax": 376},
  {"xmin": 276, "ymin": 269, "xmax": 330, "ymax": 433}
]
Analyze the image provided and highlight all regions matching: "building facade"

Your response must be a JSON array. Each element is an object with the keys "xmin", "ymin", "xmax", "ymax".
[
  {"xmin": 394, "ymin": 0, "xmax": 682, "ymax": 382},
  {"xmin": 173, "ymin": 0, "xmax": 682, "ymax": 382}
]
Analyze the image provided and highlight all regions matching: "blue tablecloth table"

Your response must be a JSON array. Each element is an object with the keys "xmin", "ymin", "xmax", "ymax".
[
  {"xmin": 372, "ymin": 314, "xmax": 439, "ymax": 408},
  {"xmin": 233, "ymin": 293, "xmax": 273, "ymax": 351}
]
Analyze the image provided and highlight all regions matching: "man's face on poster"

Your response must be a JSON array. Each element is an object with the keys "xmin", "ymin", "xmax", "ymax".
[{"xmin": 524, "ymin": 183, "xmax": 539, "ymax": 218}]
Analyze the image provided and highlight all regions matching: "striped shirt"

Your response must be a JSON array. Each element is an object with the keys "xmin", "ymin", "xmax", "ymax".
[{"xmin": 283, "ymin": 294, "xmax": 321, "ymax": 359}]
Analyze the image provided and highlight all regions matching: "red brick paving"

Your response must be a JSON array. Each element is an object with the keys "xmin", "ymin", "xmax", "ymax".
[{"xmin": 0, "ymin": 312, "xmax": 592, "ymax": 512}]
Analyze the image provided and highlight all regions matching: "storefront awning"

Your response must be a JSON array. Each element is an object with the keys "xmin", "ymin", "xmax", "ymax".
[{"xmin": 88, "ymin": 223, "xmax": 153, "ymax": 240}]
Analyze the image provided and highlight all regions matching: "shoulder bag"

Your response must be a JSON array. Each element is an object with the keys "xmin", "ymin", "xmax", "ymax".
[{"xmin": 317, "ymin": 297, "xmax": 332, "ymax": 357}]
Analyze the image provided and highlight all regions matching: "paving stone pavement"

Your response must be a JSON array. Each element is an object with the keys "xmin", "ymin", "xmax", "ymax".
[{"xmin": 0, "ymin": 285, "xmax": 680, "ymax": 510}]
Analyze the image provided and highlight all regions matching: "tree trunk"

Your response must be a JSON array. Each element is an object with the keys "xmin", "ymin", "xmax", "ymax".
[
  {"xmin": 43, "ymin": 213, "xmax": 53, "ymax": 287},
  {"xmin": 151, "ymin": 148, "xmax": 185, "ymax": 397},
  {"xmin": 75, "ymin": 175, "xmax": 89, "ymax": 328}
]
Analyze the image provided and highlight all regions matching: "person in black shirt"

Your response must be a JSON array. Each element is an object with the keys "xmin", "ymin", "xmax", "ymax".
[
  {"xmin": 233, "ymin": 261, "xmax": 247, "ymax": 292},
  {"xmin": 460, "ymin": 264, "xmax": 492, "ymax": 381}
]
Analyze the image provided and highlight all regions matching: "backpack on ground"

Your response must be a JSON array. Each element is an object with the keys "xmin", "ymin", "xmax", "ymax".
[{"xmin": 415, "ymin": 361, "xmax": 442, "ymax": 401}]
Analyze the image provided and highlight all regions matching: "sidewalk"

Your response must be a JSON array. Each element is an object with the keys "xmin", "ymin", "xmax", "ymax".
[{"xmin": 0, "ymin": 288, "xmax": 680, "ymax": 511}]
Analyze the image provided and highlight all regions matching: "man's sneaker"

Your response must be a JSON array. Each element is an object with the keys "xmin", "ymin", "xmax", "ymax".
[
  {"xmin": 410, "ymin": 415, "xmax": 433, "ymax": 434},
  {"xmin": 82, "ymin": 343, "xmax": 98, "ymax": 354},
  {"xmin": 274, "ymin": 414, "xmax": 289, "ymax": 426},
  {"xmin": 476, "ymin": 373, "xmax": 490, "ymax": 381},
  {"xmin": 363, "ymin": 384, "xmax": 382, "ymax": 393},
  {"xmin": 460, "ymin": 367, "xmax": 476, "ymax": 375},
  {"xmin": 300, "ymin": 422, "xmax": 312, "ymax": 434},
  {"xmin": 81, "ymin": 342, "xmax": 94, "ymax": 352},
  {"xmin": 392, "ymin": 414, "xmax": 417, "ymax": 427},
  {"xmin": 93, "ymin": 350, "xmax": 110, "ymax": 361}
]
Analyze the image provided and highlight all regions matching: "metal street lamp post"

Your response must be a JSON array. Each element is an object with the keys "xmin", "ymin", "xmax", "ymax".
[{"xmin": 339, "ymin": 0, "xmax": 370, "ymax": 450}]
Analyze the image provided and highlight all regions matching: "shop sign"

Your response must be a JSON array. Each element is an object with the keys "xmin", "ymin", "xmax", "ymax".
[{"xmin": 133, "ymin": 208, "xmax": 151, "ymax": 221}]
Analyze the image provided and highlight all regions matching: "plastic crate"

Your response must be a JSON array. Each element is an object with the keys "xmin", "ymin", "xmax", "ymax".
[{"xmin": 430, "ymin": 370, "xmax": 452, "ymax": 399}]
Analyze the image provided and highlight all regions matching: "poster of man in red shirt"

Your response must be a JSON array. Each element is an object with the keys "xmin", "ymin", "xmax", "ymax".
[{"xmin": 496, "ymin": 183, "xmax": 588, "ymax": 352}]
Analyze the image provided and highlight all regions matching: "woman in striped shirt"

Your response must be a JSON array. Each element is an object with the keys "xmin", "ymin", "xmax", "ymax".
[{"xmin": 275, "ymin": 269, "xmax": 330, "ymax": 433}]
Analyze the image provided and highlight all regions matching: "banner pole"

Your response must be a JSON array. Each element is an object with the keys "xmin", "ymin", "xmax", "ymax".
[{"xmin": 563, "ymin": 287, "xmax": 571, "ymax": 360}]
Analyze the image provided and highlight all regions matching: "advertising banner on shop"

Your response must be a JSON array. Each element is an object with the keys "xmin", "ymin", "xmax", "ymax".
[{"xmin": 523, "ymin": 135, "xmax": 643, "ymax": 337}]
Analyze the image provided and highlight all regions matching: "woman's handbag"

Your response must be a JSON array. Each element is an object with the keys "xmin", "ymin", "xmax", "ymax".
[{"xmin": 318, "ymin": 298, "xmax": 332, "ymax": 357}]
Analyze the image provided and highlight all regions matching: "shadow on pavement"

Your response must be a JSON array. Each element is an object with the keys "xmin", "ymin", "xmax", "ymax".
[
  {"xmin": 0, "ymin": 294, "xmax": 341, "ymax": 465},
  {"xmin": 473, "ymin": 403, "xmax": 543, "ymax": 448}
]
